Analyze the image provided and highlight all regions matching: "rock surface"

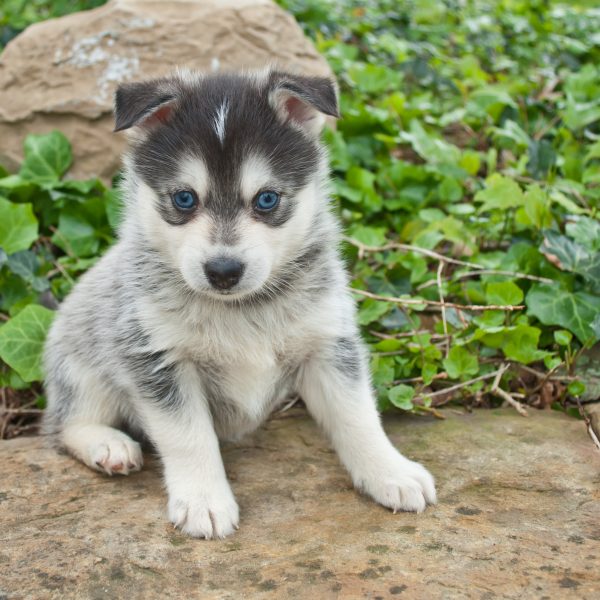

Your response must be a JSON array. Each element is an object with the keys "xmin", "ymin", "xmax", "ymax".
[
  {"xmin": 0, "ymin": 0, "xmax": 332, "ymax": 180},
  {"xmin": 1, "ymin": 408, "xmax": 599, "ymax": 599}
]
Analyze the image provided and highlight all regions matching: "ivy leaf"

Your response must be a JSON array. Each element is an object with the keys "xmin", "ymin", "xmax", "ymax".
[
  {"xmin": 443, "ymin": 346, "xmax": 479, "ymax": 379},
  {"xmin": 388, "ymin": 384, "xmax": 415, "ymax": 410},
  {"xmin": 515, "ymin": 185, "xmax": 553, "ymax": 229},
  {"xmin": 104, "ymin": 189, "xmax": 124, "ymax": 231},
  {"xmin": 477, "ymin": 325, "xmax": 548, "ymax": 363},
  {"xmin": 55, "ymin": 178, "xmax": 104, "ymax": 196},
  {"xmin": 421, "ymin": 362, "xmax": 437, "ymax": 385},
  {"xmin": 554, "ymin": 330, "xmax": 573, "ymax": 346},
  {"xmin": 501, "ymin": 325, "xmax": 547, "ymax": 364},
  {"xmin": 347, "ymin": 224, "xmax": 387, "ymax": 246},
  {"xmin": 567, "ymin": 380, "xmax": 586, "ymax": 397},
  {"xmin": 540, "ymin": 230, "xmax": 600, "ymax": 291},
  {"xmin": 474, "ymin": 174, "xmax": 524, "ymax": 212},
  {"xmin": 527, "ymin": 139, "xmax": 556, "ymax": 179},
  {"xmin": 53, "ymin": 210, "xmax": 98, "ymax": 257},
  {"xmin": 19, "ymin": 131, "xmax": 72, "ymax": 183},
  {"xmin": 526, "ymin": 284, "xmax": 600, "ymax": 344},
  {"xmin": 371, "ymin": 355, "xmax": 396, "ymax": 387},
  {"xmin": 0, "ymin": 304, "xmax": 55, "ymax": 382},
  {"xmin": 348, "ymin": 63, "xmax": 402, "ymax": 93},
  {"xmin": 468, "ymin": 86, "xmax": 517, "ymax": 121},
  {"xmin": 401, "ymin": 120, "xmax": 461, "ymax": 165},
  {"xmin": 0, "ymin": 197, "xmax": 39, "ymax": 254},
  {"xmin": 357, "ymin": 298, "xmax": 391, "ymax": 325},
  {"xmin": 565, "ymin": 216, "xmax": 600, "ymax": 252},
  {"xmin": 486, "ymin": 281, "xmax": 524, "ymax": 306},
  {"xmin": 7, "ymin": 250, "xmax": 49, "ymax": 292},
  {"xmin": 52, "ymin": 197, "xmax": 111, "ymax": 257}
]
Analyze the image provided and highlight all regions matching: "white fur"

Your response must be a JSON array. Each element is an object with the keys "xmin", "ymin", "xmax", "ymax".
[
  {"xmin": 177, "ymin": 155, "xmax": 210, "ymax": 200},
  {"xmin": 135, "ymin": 362, "xmax": 239, "ymax": 538},
  {"xmin": 213, "ymin": 99, "xmax": 229, "ymax": 145},
  {"xmin": 63, "ymin": 424, "xmax": 143, "ymax": 476},
  {"xmin": 44, "ymin": 70, "xmax": 436, "ymax": 539},
  {"xmin": 239, "ymin": 153, "xmax": 274, "ymax": 199}
]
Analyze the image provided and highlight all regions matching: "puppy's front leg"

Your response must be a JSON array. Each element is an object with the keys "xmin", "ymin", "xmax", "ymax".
[
  {"xmin": 299, "ymin": 336, "xmax": 436, "ymax": 512},
  {"xmin": 136, "ymin": 361, "xmax": 238, "ymax": 538}
]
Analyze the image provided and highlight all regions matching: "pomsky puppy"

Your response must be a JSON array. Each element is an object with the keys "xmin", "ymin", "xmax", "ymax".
[{"xmin": 43, "ymin": 69, "xmax": 436, "ymax": 538}]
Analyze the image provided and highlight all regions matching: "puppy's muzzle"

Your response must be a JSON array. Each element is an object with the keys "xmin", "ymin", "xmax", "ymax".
[{"xmin": 204, "ymin": 257, "xmax": 245, "ymax": 290}]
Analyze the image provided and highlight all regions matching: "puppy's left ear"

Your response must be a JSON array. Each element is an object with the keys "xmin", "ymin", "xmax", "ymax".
[{"xmin": 268, "ymin": 71, "xmax": 340, "ymax": 137}]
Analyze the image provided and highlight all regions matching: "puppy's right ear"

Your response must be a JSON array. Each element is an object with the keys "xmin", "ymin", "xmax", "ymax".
[{"xmin": 114, "ymin": 79, "xmax": 177, "ymax": 132}]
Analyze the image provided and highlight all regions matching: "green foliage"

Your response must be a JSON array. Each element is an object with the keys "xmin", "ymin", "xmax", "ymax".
[
  {"xmin": 0, "ymin": 1, "xmax": 105, "ymax": 48},
  {"xmin": 387, "ymin": 384, "xmax": 415, "ymax": 411},
  {"xmin": 442, "ymin": 347, "xmax": 479, "ymax": 380},
  {"xmin": 2, "ymin": 0, "xmax": 599, "ymax": 417},
  {"xmin": 279, "ymin": 0, "xmax": 600, "ymax": 410},
  {"xmin": 0, "ymin": 197, "xmax": 38, "ymax": 254},
  {"xmin": 527, "ymin": 286, "xmax": 600, "ymax": 344},
  {"xmin": 0, "ymin": 304, "xmax": 54, "ymax": 382},
  {"xmin": 0, "ymin": 132, "xmax": 120, "ymax": 385}
]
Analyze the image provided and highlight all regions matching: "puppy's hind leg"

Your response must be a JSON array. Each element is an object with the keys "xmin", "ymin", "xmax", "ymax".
[{"xmin": 45, "ymin": 369, "xmax": 143, "ymax": 476}]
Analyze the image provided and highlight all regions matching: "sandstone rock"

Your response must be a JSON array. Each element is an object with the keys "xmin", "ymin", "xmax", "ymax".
[
  {"xmin": 1, "ymin": 408, "xmax": 599, "ymax": 599},
  {"xmin": 0, "ymin": 0, "xmax": 332, "ymax": 180}
]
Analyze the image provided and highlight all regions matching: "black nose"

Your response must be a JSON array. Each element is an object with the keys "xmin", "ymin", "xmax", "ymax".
[{"xmin": 204, "ymin": 257, "xmax": 245, "ymax": 290}]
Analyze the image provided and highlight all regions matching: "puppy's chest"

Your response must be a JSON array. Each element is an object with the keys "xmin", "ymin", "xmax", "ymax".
[
  {"xmin": 152, "ymin": 308, "xmax": 305, "ymax": 395},
  {"xmin": 189, "ymin": 326, "xmax": 301, "ymax": 438}
]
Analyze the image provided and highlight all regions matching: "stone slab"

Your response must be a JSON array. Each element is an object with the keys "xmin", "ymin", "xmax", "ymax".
[{"xmin": 0, "ymin": 408, "xmax": 599, "ymax": 599}]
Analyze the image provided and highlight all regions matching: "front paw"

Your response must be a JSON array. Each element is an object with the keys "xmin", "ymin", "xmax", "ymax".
[
  {"xmin": 355, "ymin": 453, "xmax": 436, "ymax": 513},
  {"xmin": 168, "ymin": 483, "xmax": 239, "ymax": 539}
]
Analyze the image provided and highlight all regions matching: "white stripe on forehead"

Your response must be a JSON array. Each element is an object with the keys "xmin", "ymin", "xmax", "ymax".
[
  {"xmin": 239, "ymin": 154, "xmax": 274, "ymax": 199},
  {"xmin": 177, "ymin": 155, "xmax": 209, "ymax": 198},
  {"xmin": 213, "ymin": 99, "xmax": 229, "ymax": 146}
]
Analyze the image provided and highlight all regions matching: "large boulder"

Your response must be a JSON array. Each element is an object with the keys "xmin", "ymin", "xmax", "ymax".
[{"xmin": 0, "ymin": 0, "xmax": 332, "ymax": 180}]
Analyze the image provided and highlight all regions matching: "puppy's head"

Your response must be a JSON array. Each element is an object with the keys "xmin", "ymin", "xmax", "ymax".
[{"xmin": 115, "ymin": 69, "xmax": 338, "ymax": 301}]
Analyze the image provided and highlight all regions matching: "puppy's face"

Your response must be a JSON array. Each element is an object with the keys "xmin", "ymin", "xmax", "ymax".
[{"xmin": 116, "ymin": 71, "xmax": 338, "ymax": 301}]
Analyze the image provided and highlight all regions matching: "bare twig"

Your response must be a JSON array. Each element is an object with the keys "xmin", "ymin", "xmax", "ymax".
[
  {"xmin": 417, "ymin": 268, "xmax": 554, "ymax": 290},
  {"xmin": 393, "ymin": 372, "xmax": 448, "ymax": 384},
  {"xmin": 490, "ymin": 363, "xmax": 528, "ymax": 416},
  {"xmin": 534, "ymin": 114, "xmax": 561, "ymax": 141},
  {"xmin": 536, "ymin": 76, "xmax": 561, "ymax": 102},
  {"xmin": 47, "ymin": 259, "xmax": 75, "ymax": 284},
  {"xmin": 351, "ymin": 288, "xmax": 525, "ymax": 312},
  {"xmin": 519, "ymin": 360, "xmax": 568, "ymax": 394},
  {"xmin": 414, "ymin": 405, "xmax": 446, "ymax": 419},
  {"xmin": 47, "ymin": 226, "xmax": 76, "ymax": 258},
  {"xmin": 575, "ymin": 397, "xmax": 600, "ymax": 452},
  {"xmin": 414, "ymin": 370, "xmax": 502, "ymax": 403},
  {"xmin": 437, "ymin": 261, "xmax": 450, "ymax": 357},
  {"xmin": 369, "ymin": 330, "xmax": 450, "ymax": 341},
  {"xmin": 344, "ymin": 236, "xmax": 484, "ymax": 269}
]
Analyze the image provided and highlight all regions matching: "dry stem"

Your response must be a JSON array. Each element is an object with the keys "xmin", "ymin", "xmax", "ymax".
[
  {"xmin": 351, "ymin": 288, "xmax": 525, "ymax": 312},
  {"xmin": 490, "ymin": 363, "xmax": 528, "ymax": 416}
]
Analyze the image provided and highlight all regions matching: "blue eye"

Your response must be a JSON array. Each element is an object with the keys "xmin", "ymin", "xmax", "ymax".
[
  {"xmin": 172, "ymin": 190, "xmax": 197, "ymax": 211},
  {"xmin": 254, "ymin": 191, "xmax": 280, "ymax": 212}
]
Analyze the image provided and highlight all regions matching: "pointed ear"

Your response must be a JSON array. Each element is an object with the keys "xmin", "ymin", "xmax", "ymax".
[
  {"xmin": 114, "ymin": 79, "xmax": 177, "ymax": 132},
  {"xmin": 268, "ymin": 72, "xmax": 339, "ymax": 137}
]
